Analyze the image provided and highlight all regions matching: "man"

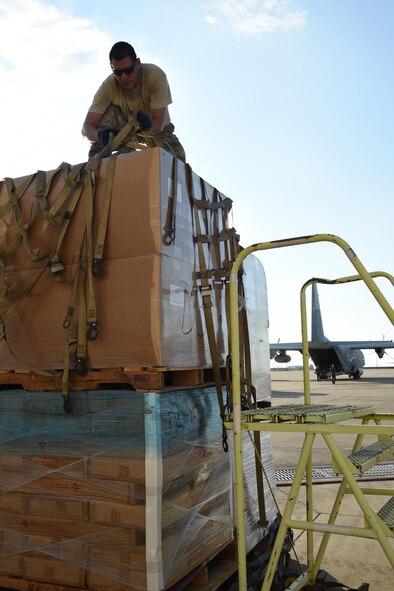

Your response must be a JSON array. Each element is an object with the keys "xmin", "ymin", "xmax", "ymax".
[
  {"xmin": 82, "ymin": 41, "xmax": 186, "ymax": 161},
  {"xmin": 330, "ymin": 363, "xmax": 336, "ymax": 384}
]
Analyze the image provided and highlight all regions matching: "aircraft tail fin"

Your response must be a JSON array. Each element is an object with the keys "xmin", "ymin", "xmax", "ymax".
[{"xmin": 311, "ymin": 284, "xmax": 327, "ymax": 341}]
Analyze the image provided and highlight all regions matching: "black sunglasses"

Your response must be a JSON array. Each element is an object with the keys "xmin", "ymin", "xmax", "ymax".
[{"xmin": 111, "ymin": 62, "xmax": 137, "ymax": 77}]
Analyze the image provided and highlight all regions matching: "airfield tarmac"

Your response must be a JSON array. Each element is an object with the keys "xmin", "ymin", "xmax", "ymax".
[{"xmin": 269, "ymin": 368, "xmax": 394, "ymax": 590}]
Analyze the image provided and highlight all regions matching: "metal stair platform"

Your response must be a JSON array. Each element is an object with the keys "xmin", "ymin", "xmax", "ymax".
[{"xmin": 241, "ymin": 403, "xmax": 376, "ymax": 424}]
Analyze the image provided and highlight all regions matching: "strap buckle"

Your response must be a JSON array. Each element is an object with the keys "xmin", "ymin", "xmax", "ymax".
[
  {"xmin": 199, "ymin": 284, "xmax": 212, "ymax": 293},
  {"xmin": 49, "ymin": 259, "xmax": 65, "ymax": 279},
  {"xmin": 76, "ymin": 356, "xmax": 88, "ymax": 376},
  {"xmin": 92, "ymin": 258, "xmax": 104, "ymax": 277},
  {"xmin": 86, "ymin": 322, "xmax": 99, "ymax": 341}
]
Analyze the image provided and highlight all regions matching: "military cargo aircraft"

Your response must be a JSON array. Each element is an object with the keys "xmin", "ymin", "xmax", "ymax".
[{"xmin": 270, "ymin": 283, "xmax": 394, "ymax": 379}]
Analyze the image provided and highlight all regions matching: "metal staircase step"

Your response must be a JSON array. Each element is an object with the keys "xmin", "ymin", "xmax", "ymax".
[
  {"xmin": 348, "ymin": 440, "xmax": 394, "ymax": 474},
  {"xmin": 377, "ymin": 496, "xmax": 394, "ymax": 533}
]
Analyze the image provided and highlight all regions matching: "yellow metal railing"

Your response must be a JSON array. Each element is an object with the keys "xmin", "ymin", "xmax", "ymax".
[{"xmin": 228, "ymin": 234, "xmax": 394, "ymax": 591}]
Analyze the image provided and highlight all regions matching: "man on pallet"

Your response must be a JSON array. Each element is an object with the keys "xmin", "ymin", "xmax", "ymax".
[{"xmin": 82, "ymin": 41, "xmax": 186, "ymax": 161}]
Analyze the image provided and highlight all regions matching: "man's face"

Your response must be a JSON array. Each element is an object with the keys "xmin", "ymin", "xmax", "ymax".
[{"xmin": 110, "ymin": 56, "xmax": 141, "ymax": 90}]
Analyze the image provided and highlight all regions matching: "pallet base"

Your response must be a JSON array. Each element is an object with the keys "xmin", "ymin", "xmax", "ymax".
[
  {"xmin": 0, "ymin": 543, "xmax": 238, "ymax": 591},
  {"xmin": 0, "ymin": 366, "xmax": 227, "ymax": 392}
]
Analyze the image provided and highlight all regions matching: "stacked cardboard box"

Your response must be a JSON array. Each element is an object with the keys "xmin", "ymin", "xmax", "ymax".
[
  {"xmin": 0, "ymin": 387, "xmax": 276, "ymax": 591},
  {"xmin": 0, "ymin": 148, "xmax": 237, "ymax": 371},
  {"xmin": 0, "ymin": 149, "xmax": 275, "ymax": 590}
]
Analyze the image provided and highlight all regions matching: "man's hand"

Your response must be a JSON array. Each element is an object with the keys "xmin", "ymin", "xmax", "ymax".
[
  {"xmin": 97, "ymin": 129, "xmax": 118, "ymax": 146},
  {"xmin": 136, "ymin": 111, "xmax": 152, "ymax": 130}
]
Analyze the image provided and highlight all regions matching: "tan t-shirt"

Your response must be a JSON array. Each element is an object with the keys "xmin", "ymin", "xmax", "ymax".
[{"xmin": 88, "ymin": 63, "xmax": 172, "ymax": 127}]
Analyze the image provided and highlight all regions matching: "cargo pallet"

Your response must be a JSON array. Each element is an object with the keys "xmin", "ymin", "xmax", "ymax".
[
  {"xmin": 0, "ymin": 541, "xmax": 238, "ymax": 591},
  {"xmin": 0, "ymin": 365, "xmax": 227, "ymax": 392}
]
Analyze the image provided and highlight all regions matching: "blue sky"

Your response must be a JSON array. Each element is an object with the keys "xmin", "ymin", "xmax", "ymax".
[{"xmin": 1, "ymin": 0, "xmax": 393, "ymax": 366}]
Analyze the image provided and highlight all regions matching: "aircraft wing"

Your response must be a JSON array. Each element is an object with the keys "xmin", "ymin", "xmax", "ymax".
[
  {"xmin": 329, "ymin": 340, "xmax": 394, "ymax": 349},
  {"xmin": 270, "ymin": 340, "xmax": 394, "ymax": 359},
  {"xmin": 269, "ymin": 342, "xmax": 303, "ymax": 359},
  {"xmin": 328, "ymin": 340, "xmax": 394, "ymax": 357}
]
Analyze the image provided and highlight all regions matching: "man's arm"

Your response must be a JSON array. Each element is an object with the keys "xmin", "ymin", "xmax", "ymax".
[
  {"xmin": 81, "ymin": 112, "xmax": 103, "ymax": 141},
  {"xmin": 150, "ymin": 107, "xmax": 166, "ymax": 134}
]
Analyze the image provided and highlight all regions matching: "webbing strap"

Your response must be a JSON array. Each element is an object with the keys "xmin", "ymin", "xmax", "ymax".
[
  {"xmin": 48, "ymin": 180, "xmax": 85, "ymax": 280},
  {"xmin": 195, "ymin": 228, "xmax": 237, "ymax": 243},
  {"xmin": 111, "ymin": 114, "xmax": 141, "ymax": 150},
  {"xmin": 0, "ymin": 175, "xmax": 46, "ymax": 266},
  {"xmin": 62, "ymin": 318, "xmax": 77, "ymax": 397},
  {"xmin": 76, "ymin": 266, "xmax": 88, "ymax": 365},
  {"xmin": 62, "ymin": 265, "xmax": 81, "ymax": 397},
  {"xmin": 84, "ymin": 160, "xmax": 99, "ymax": 340},
  {"xmin": 192, "ymin": 196, "xmax": 233, "ymax": 210},
  {"xmin": 162, "ymin": 156, "xmax": 178, "ymax": 245},
  {"xmin": 41, "ymin": 162, "xmax": 86, "ymax": 232},
  {"xmin": 0, "ymin": 174, "xmax": 36, "ymax": 220},
  {"xmin": 93, "ymin": 155, "xmax": 117, "ymax": 276},
  {"xmin": 61, "ymin": 160, "xmax": 104, "ymax": 394},
  {"xmin": 0, "ymin": 156, "xmax": 117, "ymax": 397},
  {"xmin": 186, "ymin": 164, "xmax": 228, "ymax": 451},
  {"xmin": 0, "ymin": 232, "xmax": 23, "ymax": 269},
  {"xmin": 35, "ymin": 163, "xmax": 71, "ymax": 217},
  {"xmin": 4, "ymin": 344, "xmax": 60, "ymax": 377}
]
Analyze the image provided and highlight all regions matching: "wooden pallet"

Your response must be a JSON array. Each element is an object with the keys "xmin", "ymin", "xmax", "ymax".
[
  {"xmin": 167, "ymin": 541, "xmax": 238, "ymax": 591},
  {"xmin": 0, "ymin": 366, "xmax": 227, "ymax": 392},
  {"xmin": 0, "ymin": 543, "xmax": 238, "ymax": 591}
]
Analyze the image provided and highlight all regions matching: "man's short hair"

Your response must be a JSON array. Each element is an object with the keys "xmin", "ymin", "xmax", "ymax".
[{"xmin": 109, "ymin": 42, "xmax": 137, "ymax": 62}]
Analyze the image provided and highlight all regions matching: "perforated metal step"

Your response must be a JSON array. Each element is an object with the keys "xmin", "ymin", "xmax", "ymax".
[
  {"xmin": 377, "ymin": 496, "xmax": 394, "ymax": 532},
  {"xmin": 348, "ymin": 440, "xmax": 394, "ymax": 474},
  {"xmin": 275, "ymin": 462, "xmax": 394, "ymax": 484},
  {"xmin": 246, "ymin": 403, "xmax": 375, "ymax": 424}
]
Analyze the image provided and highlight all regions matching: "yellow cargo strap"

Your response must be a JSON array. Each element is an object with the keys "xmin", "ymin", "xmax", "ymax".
[
  {"xmin": 162, "ymin": 156, "xmax": 178, "ymax": 245},
  {"xmin": 62, "ymin": 156, "xmax": 116, "ymax": 399},
  {"xmin": 0, "ymin": 156, "xmax": 117, "ymax": 402},
  {"xmin": 93, "ymin": 112, "xmax": 148, "ymax": 160},
  {"xmin": 84, "ymin": 159, "xmax": 100, "ymax": 341},
  {"xmin": 35, "ymin": 162, "xmax": 71, "ymax": 218},
  {"xmin": 92, "ymin": 155, "xmax": 117, "ymax": 276},
  {"xmin": 0, "ymin": 174, "xmax": 46, "ymax": 266},
  {"xmin": 76, "ymin": 264, "xmax": 88, "ymax": 372},
  {"xmin": 48, "ymin": 179, "xmax": 85, "ymax": 281},
  {"xmin": 0, "ymin": 173, "xmax": 36, "ymax": 220},
  {"xmin": 186, "ymin": 164, "xmax": 229, "ymax": 451},
  {"xmin": 62, "ymin": 264, "xmax": 83, "ymax": 402},
  {"xmin": 41, "ymin": 162, "xmax": 86, "ymax": 232},
  {"xmin": 0, "ymin": 165, "xmax": 80, "ymax": 274}
]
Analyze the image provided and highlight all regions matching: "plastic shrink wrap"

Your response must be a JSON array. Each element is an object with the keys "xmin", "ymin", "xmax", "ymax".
[
  {"xmin": 0, "ymin": 386, "xmax": 276, "ymax": 591},
  {"xmin": 0, "ymin": 148, "xmax": 237, "ymax": 370},
  {"xmin": 0, "ymin": 148, "xmax": 276, "ymax": 590}
]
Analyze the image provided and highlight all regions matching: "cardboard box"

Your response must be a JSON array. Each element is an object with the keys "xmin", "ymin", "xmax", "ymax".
[
  {"xmin": 23, "ymin": 555, "xmax": 86, "ymax": 587},
  {"xmin": 0, "ymin": 149, "xmax": 232, "ymax": 371},
  {"xmin": 88, "ymin": 456, "xmax": 145, "ymax": 483},
  {"xmin": 0, "ymin": 511, "xmax": 111, "ymax": 540},
  {"xmin": 89, "ymin": 499, "xmax": 145, "ymax": 529},
  {"xmin": 0, "ymin": 235, "xmax": 274, "ymax": 591},
  {"xmin": 0, "ymin": 555, "xmax": 23, "ymax": 577}
]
